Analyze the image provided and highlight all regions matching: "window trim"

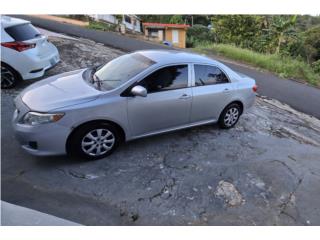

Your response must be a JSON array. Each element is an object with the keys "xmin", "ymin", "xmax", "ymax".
[
  {"xmin": 191, "ymin": 63, "xmax": 231, "ymax": 87},
  {"xmin": 121, "ymin": 63, "xmax": 192, "ymax": 97}
]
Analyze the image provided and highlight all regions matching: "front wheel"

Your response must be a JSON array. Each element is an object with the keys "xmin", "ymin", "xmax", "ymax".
[
  {"xmin": 218, "ymin": 103, "xmax": 241, "ymax": 129},
  {"xmin": 67, "ymin": 122, "xmax": 120, "ymax": 160}
]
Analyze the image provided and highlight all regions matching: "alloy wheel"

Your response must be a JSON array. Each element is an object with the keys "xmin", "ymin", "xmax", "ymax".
[
  {"xmin": 81, "ymin": 128, "xmax": 115, "ymax": 156},
  {"xmin": 224, "ymin": 107, "xmax": 239, "ymax": 127}
]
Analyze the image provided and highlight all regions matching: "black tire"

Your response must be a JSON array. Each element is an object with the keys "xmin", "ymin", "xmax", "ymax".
[
  {"xmin": 67, "ymin": 122, "xmax": 121, "ymax": 160},
  {"xmin": 218, "ymin": 103, "xmax": 242, "ymax": 129},
  {"xmin": 1, "ymin": 64, "xmax": 21, "ymax": 89}
]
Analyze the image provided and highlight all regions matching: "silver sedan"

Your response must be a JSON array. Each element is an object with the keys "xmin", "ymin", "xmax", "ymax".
[{"xmin": 12, "ymin": 50, "xmax": 257, "ymax": 160}]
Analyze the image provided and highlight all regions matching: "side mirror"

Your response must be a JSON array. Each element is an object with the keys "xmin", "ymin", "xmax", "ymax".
[{"xmin": 131, "ymin": 85, "xmax": 147, "ymax": 97}]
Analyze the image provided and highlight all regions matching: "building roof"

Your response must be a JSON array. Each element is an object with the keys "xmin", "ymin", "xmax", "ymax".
[{"xmin": 142, "ymin": 22, "xmax": 190, "ymax": 29}]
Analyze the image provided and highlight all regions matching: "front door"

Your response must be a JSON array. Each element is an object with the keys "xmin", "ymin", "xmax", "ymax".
[
  {"xmin": 158, "ymin": 30, "xmax": 164, "ymax": 41},
  {"xmin": 127, "ymin": 64, "xmax": 192, "ymax": 137},
  {"xmin": 172, "ymin": 30, "xmax": 179, "ymax": 44}
]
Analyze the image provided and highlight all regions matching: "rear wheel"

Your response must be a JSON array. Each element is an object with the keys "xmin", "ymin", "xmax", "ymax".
[
  {"xmin": 1, "ymin": 64, "xmax": 20, "ymax": 89},
  {"xmin": 218, "ymin": 103, "xmax": 241, "ymax": 129},
  {"xmin": 67, "ymin": 122, "xmax": 120, "ymax": 160}
]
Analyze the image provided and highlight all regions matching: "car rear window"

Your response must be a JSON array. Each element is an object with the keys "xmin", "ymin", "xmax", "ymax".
[{"xmin": 5, "ymin": 23, "xmax": 40, "ymax": 41}]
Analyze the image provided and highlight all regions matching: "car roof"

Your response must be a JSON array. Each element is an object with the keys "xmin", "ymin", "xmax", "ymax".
[
  {"xmin": 1, "ymin": 16, "xmax": 30, "ymax": 29},
  {"xmin": 137, "ymin": 50, "xmax": 220, "ymax": 65}
]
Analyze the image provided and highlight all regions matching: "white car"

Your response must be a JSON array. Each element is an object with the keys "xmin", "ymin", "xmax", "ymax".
[{"xmin": 1, "ymin": 16, "xmax": 60, "ymax": 88}]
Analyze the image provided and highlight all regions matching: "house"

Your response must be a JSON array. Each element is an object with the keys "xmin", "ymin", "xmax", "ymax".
[
  {"xmin": 88, "ymin": 14, "xmax": 142, "ymax": 33},
  {"xmin": 122, "ymin": 15, "xmax": 141, "ymax": 33},
  {"xmin": 142, "ymin": 23, "xmax": 190, "ymax": 48}
]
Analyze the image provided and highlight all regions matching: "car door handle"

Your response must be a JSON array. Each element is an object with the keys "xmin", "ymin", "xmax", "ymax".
[
  {"xmin": 223, "ymin": 88, "xmax": 231, "ymax": 93},
  {"xmin": 179, "ymin": 94, "xmax": 191, "ymax": 100}
]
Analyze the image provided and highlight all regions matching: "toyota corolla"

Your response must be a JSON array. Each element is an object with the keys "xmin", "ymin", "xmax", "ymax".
[{"xmin": 12, "ymin": 50, "xmax": 257, "ymax": 160}]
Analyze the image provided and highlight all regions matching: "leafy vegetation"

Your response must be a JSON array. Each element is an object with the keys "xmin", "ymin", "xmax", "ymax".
[
  {"xmin": 65, "ymin": 14, "xmax": 320, "ymax": 84},
  {"xmin": 186, "ymin": 24, "xmax": 215, "ymax": 48},
  {"xmin": 189, "ymin": 15, "xmax": 319, "ymax": 85},
  {"xmin": 304, "ymin": 25, "xmax": 320, "ymax": 63},
  {"xmin": 195, "ymin": 43, "xmax": 320, "ymax": 86},
  {"xmin": 86, "ymin": 20, "xmax": 117, "ymax": 32},
  {"xmin": 138, "ymin": 15, "xmax": 211, "ymax": 26}
]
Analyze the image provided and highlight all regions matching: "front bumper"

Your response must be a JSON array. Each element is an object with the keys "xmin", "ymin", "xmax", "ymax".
[{"xmin": 12, "ymin": 108, "xmax": 70, "ymax": 156}]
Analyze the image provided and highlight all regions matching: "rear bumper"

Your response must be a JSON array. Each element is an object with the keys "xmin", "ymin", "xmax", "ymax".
[
  {"xmin": 1, "ymin": 43, "xmax": 60, "ymax": 80},
  {"xmin": 243, "ymin": 94, "xmax": 256, "ymax": 112},
  {"xmin": 20, "ymin": 49, "xmax": 60, "ymax": 80}
]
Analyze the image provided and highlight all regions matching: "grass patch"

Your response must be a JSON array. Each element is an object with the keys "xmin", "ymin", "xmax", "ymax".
[
  {"xmin": 194, "ymin": 43, "xmax": 320, "ymax": 87},
  {"xmin": 87, "ymin": 21, "xmax": 117, "ymax": 32}
]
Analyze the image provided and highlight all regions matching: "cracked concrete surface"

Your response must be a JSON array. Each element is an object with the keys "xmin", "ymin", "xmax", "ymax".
[
  {"xmin": 2, "ymin": 36, "xmax": 320, "ymax": 225},
  {"xmin": 215, "ymin": 181, "xmax": 244, "ymax": 207}
]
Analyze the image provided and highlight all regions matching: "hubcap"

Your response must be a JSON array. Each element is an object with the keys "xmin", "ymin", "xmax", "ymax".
[
  {"xmin": 1, "ymin": 66, "xmax": 15, "ymax": 88},
  {"xmin": 224, "ymin": 107, "xmax": 239, "ymax": 127},
  {"xmin": 81, "ymin": 129, "xmax": 115, "ymax": 156}
]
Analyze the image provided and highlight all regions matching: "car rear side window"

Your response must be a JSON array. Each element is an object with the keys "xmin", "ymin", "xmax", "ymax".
[
  {"xmin": 140, "ymin": 65, "xmax": 188, "ymax": 93},
  {"xmin": 5, "ymin": 23, "xmax": 40, "ymax": 41},
  {"xmin": 194, "ymin": 65, "xmax": 229, "ymax": 86}
]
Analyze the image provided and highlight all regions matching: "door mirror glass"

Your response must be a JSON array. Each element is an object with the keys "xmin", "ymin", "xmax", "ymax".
[{"xmin": 131, "ymin": 85, "xmax": 147, "ymax": 97}]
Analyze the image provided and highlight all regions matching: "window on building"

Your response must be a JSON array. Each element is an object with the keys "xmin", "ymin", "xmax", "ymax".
[
  {"xmin": 124, "ymin": 15, "xmax": 131, "ymax": 24},
  {"xmin": 148, "ymin": 29, "xmax": 159, "ymax": 37}
]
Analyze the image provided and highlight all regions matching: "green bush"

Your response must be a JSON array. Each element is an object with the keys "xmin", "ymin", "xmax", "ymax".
[
  {"xmin": 312, "ymin": 60, "xmax": 320, "ymax": 74},
  {"xmin": 186, "ymin": 24, "xmax": 215, "ymax": 48},
  {"xmin": 65, "ymin": 15, "xmax": 89, "ymax": 22},
  {"xmin": 87, "ymin": 21, "xmax": 117, "ymax": 32},
  {"xmin": 303, "ymin": 25, "xmax": 320, "ymax": 62}
]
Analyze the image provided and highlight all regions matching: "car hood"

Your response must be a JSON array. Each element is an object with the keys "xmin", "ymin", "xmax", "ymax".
[{"xmin": 20, "ymin": 69, "xmax": 101, "ymax": 112}]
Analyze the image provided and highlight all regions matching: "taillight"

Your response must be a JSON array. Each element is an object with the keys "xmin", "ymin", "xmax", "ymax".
[
  {"xmin": 1, "ymin": 41, "xmax": 36, "ymax": 52},
  {"xmin": 252, "ymin": 84, "xmax": 258, "ymax": 92}
]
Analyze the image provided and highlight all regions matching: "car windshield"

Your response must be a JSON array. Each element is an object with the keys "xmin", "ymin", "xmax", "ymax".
[{"xmin": 93, "ymin": 53, "xmax": 156, "ymax": 91}]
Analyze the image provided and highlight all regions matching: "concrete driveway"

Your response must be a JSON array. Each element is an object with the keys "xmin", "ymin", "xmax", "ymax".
[{"xmin": 2, "ymin": 35, "xmax": 320, "ymax": 225}]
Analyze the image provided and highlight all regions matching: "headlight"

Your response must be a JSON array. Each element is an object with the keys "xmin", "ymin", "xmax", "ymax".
[{"xmin": 22, "ymin": 112, "xmax": 64, "ymax": 125}]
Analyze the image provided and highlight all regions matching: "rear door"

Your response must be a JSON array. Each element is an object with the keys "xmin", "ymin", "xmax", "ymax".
[
  {"xmin": 190, "ymin": 64, "xmax": 234, "ymax": 122},
  {"xmin": 127, "ymin": 64, "xmax": 192, "ymax": 137}
]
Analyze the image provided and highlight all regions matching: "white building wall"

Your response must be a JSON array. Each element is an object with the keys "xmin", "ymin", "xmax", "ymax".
[
  {"xmin": 87, "ymin": 14, "xmax": 118, "ymax": 24},
  {"xmin": 87, "ymin": 14, "xmax": 141, "ymax": 32}
]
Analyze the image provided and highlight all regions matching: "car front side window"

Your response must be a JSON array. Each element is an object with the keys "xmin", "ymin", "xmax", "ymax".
[
  {"xmin": 139, "ymin": 65, "xmax": 188, "ymax": 94},
  {"xmin": 194, "ymin": 65, "xmax": 229, "ymax": 86}
]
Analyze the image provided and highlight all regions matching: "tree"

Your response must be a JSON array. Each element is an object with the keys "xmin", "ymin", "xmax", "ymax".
[
  {"xmin": 187, "ymin": 24, "xmax": 215, "ymax": 47},
  {"xmin": 169, "ymin": 15, "xmax": 184, "ymax": 24},
  {"xmin": 303, "ymin": 25, "xmax": 320, "ymax": 63},
  {"xmin": 211, "ymin": 15, "xmax": 265, "ymax": 50},
  {"xmin": 266, "ymin": 15, "xmax": 298, "ymax": 54},
  {"xmin": 138, "ymin": 15, "xmax": 185, "ymax": 24}
]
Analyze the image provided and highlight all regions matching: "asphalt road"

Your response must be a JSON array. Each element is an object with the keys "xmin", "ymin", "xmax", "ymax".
[{"xmin": 12, "ymin": 15, "xmax": 320, "ymax": 119}]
